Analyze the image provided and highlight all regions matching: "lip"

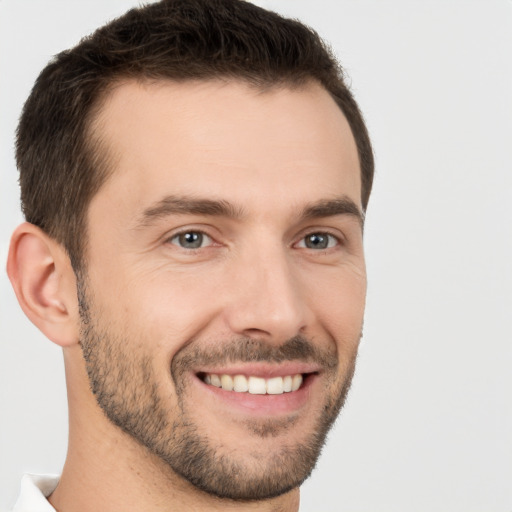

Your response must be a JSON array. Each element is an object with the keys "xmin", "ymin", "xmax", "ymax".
[
  {"xmin": 191, "ymin": 366, "xmax": 320, "ymax": 416},
  {"xmin": 194, "ymin": 362, "xmax": 322, "ymax": 379}
]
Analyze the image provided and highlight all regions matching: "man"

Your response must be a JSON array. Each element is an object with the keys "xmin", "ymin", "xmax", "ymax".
[{"xmin": 6, "ymin": 0, "xmax": 373, "ymax": 510}]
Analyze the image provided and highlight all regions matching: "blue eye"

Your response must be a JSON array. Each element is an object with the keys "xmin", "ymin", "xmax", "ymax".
[
  {"xmin": 169, "ymin": 231, "xmax": 212, "ymax": 249},
  {"xmin": 298, "ymin": 233, "xmax": 339, "ymax": 250}
]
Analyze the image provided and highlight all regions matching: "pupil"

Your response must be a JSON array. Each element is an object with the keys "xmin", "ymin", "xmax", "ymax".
[
  {"xmin": 306, "ymin": 233, "xmax": 327, "ymax": 249},
  {"xmin": 180, "ymin": 232, "xmax": 202, "ymax": 248}
]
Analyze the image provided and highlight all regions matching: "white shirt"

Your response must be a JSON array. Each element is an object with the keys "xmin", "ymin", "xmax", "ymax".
[{"xmin": 10, "ymin": 474, "xmax": 58, "ymax": 512}]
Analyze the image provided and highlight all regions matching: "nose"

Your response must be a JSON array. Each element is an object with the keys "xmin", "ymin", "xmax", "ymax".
[{"xmin": 221, "ymin": 244, "xmax": 311, "ymax": 343}]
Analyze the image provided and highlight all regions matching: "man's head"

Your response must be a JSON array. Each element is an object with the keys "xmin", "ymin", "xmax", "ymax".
[
  {"xmin": 16, "ymin": 0, "xmax": 373, "ymax": 271},
  {"xmin": 9, "ymin": 0, "xmax": 373, "ymax": 506}
]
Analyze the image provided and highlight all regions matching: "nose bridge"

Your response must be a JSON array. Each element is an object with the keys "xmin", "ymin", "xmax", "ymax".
[{"xmin": 223, "ymin": 238, "xmax": 308, "ymax": 341}]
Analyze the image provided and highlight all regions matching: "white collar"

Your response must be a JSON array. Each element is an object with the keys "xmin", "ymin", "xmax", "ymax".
[{"xmin": 11, "ymin": 474, "xmax": 59, "ymax": 512}]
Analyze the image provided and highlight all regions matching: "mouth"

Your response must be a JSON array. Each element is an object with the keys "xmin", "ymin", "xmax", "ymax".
[
  {"xmin": 190, "ymin": 363, "xmax": 322, "ymax": 415},
  {"xmin": 198, "ymin": 372, "xmax": 308, "ymax": 395}
]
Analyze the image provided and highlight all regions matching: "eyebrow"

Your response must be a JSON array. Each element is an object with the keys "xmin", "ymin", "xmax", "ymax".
[
  {"xmin": 301, "ymin": 197, "xmax": 365, "ymax": 228},
  {"xmin": 135, "ymin": 194, "xmax": 364, "ymax": 229},
  {"xmin": 136, "ymin": 195, "xmax": 246, "ymax": 228}
]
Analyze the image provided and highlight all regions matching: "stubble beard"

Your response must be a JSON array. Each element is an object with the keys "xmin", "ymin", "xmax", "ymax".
[{"xmin": 77, "ymin": 277, "xmax": 359, "ymax": 501}]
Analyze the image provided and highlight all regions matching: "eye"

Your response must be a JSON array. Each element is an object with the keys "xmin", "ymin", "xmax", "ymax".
[
  {"xmin": 297, "ymin": 232, "xmax": 339, "ymax": 250},
  {"xmin": 169, "ymin": 231, "xmax": 213, "ymax": 249}
]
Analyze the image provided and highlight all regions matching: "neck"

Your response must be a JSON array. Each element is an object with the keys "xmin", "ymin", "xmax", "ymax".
[{"xmin": 49, "ymin": 346, "xmax": 300, "ymax": 512}]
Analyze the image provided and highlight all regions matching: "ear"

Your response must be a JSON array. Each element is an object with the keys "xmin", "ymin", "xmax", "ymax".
[{"xmin": 6, "ymin": 222, "xmax": 80, "ymax": 347}]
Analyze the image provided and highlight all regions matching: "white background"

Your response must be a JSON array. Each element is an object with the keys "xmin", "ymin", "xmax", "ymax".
[{"xmin": 1, "ymin": 1, "xmax": 511, "ymax": 511}]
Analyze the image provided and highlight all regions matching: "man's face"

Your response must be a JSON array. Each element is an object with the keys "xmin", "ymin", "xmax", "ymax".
[{"xmin": 80, "ymin": 80, "xmax": 366, "ymax": 500}]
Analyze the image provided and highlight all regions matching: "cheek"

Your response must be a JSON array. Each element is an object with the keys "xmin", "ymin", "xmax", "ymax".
[
  {"xmin": 305, "ymin": 266, "xmax": 366, "ymax": 344},
  {"xmin": 102, "ymin": 265, "xmax": 225, "ymax": 347}
]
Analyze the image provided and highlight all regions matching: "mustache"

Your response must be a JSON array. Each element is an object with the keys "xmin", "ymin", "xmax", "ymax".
[{"xmin": 172, "ymin": 335, "xmax": 338, "ymax": 374}]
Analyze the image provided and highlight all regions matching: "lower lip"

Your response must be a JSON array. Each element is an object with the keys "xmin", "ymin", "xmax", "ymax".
[{"xmin": 192, "ymin": 374, "xmax": 317, "ymax": 416}]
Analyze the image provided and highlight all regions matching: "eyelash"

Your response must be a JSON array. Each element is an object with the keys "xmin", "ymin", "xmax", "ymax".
[
  {"xmin": 167, "ymin": 230, "xmax": 215, "ymax": 250},
  {"xmin": 295, "ymin": 231, "xmax": 342, "ymax": 250},
  {"xmin": 166, "ymin": 229, "xmax": 343, "ymax": 252}
]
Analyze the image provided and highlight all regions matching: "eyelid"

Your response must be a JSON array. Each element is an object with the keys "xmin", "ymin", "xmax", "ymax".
[
  {"xmin": 170, "ymin": 231, "xmax": 212, "ymax": 247},
  {"xmin": 164, "ymin": 226, "xmax": 219, "ymax": 249},
  {"xmin": 293, "ymin": 228, "xmax": 345, "ymax": 248},
  {"xmin": 295, "ymin": 232, "xmax": 341, "ymax": 249}
]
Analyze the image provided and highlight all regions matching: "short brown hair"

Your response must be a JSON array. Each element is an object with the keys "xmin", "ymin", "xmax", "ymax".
[{"xmin": 16, "ymin": 0, "xmax": 374, "ymax": 269}]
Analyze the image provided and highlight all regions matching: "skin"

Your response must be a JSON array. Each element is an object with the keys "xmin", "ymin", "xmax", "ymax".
[{"xmin": 8, "ymin": 79, "xmax": 366, "ymax": 512}]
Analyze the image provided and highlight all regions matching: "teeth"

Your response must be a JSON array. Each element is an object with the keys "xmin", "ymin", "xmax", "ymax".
[
  {"xmin": 220, "ymin": 374, "xmax": 233, "ymax": 391},
  {"xmin": 292, "ymin": 374, "xmax": 303, "ymax": 391},
  {"xmin": 203, "ymin": 373, "xmax": 304, "ymax": 394},
  {"xmin": 210, "ymin": 374, "xmax": 221, "ymax": 388},
  {"xmin": 266, "ymin": 376, "xmax": 284, "ymax": 395},
  {"xmin": 248, "ymin": 376, "xmax": 266, "ymax": 395},
  {"xmin": 233, "ymin": 374, "xmax": 248, "ymax": 392}
]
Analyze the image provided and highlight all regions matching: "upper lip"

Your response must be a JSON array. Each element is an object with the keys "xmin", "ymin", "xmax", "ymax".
[{"xmin": 195, "ymin": 362, "xmax": 322, "ymax": 379}]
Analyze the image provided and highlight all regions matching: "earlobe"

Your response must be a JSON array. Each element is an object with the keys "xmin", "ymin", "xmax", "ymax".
[{"xmin": 7, "ymin": 222, "xmax": 80, "ymax": 347}]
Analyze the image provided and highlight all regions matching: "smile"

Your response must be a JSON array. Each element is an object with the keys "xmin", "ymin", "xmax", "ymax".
[{"xmin": 201, "ymin": 373, "xmax": 304, "ymax": 395}]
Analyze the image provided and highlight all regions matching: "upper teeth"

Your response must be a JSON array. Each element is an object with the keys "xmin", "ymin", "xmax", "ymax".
[{"xmin": 203, "ymin": 373, "xmax": 303, "ymax": 395}]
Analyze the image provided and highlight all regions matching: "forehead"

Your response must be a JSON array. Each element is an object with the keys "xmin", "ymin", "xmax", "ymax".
[{"xmin": 89, "ymin": 79, "xmax": 361, "ymax": 222}]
